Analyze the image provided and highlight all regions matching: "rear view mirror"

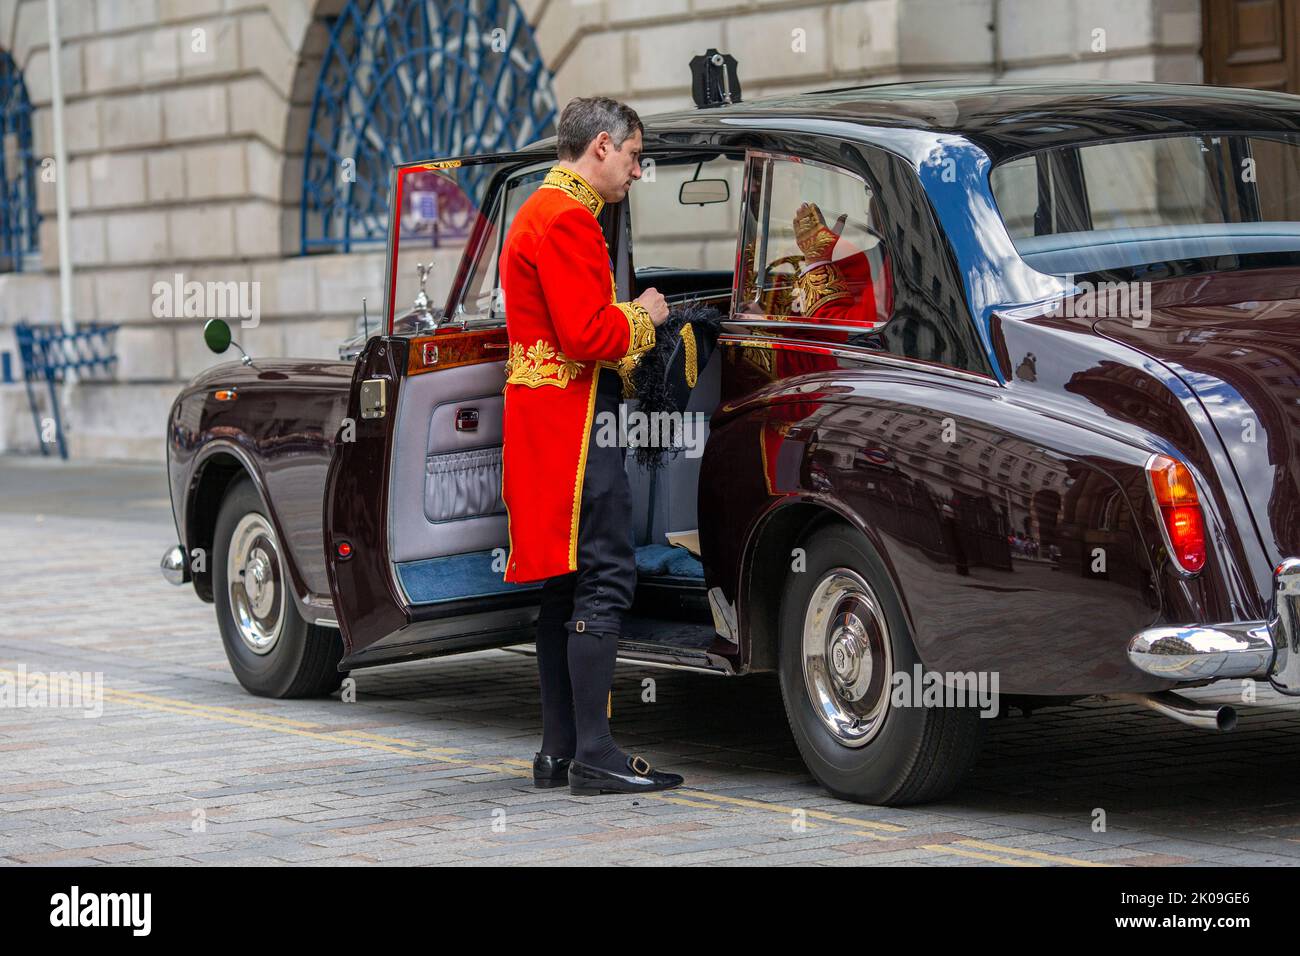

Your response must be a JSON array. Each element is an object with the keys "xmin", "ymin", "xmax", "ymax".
[
  {"xmin": 204, "ymin": 319, "xmax": 231, "ymax": 354},
  {"xmin": 679, "ymin": 178, "xmax": 729, "ymax": 205}
]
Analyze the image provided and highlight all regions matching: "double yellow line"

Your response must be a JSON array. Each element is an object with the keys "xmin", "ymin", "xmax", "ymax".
[{"xmin": 1, "ymin": 667, "xmax": 1108, "ymax": 866}]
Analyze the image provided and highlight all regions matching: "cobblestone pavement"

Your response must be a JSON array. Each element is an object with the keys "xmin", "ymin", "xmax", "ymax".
[{"xmin": 3, "ymin": 456, "xmax": 1300, "ymax": 867}]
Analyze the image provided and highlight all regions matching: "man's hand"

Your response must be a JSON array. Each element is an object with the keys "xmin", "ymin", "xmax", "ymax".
[{"xmin": 636, "ymin": 287, "xmax": 670, "ymax": 327}]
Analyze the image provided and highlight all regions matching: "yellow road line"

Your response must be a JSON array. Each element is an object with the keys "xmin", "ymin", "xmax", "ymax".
[
  {"xmin": 99, "ymin": 686, "xmax": 327, "ymax": 730},
  {"xmin": 3, "ymin": 667, "xmax": 464, "ymax": 755},
  {"xmin": 924, "ymin": 844, "xmax": 1043, "ymax": 866},
  {"xmin": 675, "ymin": 788, "xmax": 906, "ymax": 833},
  {"xmin": 657, "ymin": 795, "xmax": 745, "ymax": 811},
  {"xmin": 104, "ymin": 691, "xmax": 484, "ymax": 768},
  {"xmin": 319, "ymin": 728, "xmax": 464, "ymax": 755},
  {"xmin": 954, "ymin": 839, "xmax": 1111, "ymax": 867}
]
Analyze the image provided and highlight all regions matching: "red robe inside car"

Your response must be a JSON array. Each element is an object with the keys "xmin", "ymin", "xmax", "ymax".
[{"xmin": 499, "ymin": 165, "xmax": 656, "ymax": 583}]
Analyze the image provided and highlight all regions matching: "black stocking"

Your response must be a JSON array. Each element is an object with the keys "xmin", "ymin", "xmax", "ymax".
[
  {"xmin": 567, "ymin": 626, "xmax": 628, "ymax": 772},
  {"xmin": 536, "ymin": 575, "xmax": 577, "ymax": 758}
]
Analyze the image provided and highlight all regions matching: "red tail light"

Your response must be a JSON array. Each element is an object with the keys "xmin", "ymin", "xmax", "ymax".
[{"xmin": 1146, "ymin": 454, "xmax": 1206, "ymax": 574}]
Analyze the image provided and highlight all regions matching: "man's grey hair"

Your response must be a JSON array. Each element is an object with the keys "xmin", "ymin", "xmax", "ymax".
[{"xmin": 556, "ymin": 96, "xmax": 643, "ymax": 161}]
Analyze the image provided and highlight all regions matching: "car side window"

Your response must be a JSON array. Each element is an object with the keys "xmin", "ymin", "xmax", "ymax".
[
  {"xmin": 738, "ymin": 155, "xmax": 890, "ymax": 328},
  {"xmin": 627, "ymin": 153, "xmax": 744, "ymax": 274},
  {"xmin": 738, "ymin": 148, "xmax": 989, "ymax": 376}
]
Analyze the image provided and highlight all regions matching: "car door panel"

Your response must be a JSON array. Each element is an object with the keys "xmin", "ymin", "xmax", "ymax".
[
  {"xmin": 326, "ymin": 153, "xmax": 546, "ymax": 659},
  {"xmin": 325, "ymin": 329, "xmax": 542, "ymax": 661},
  {"xmin": 389, "ymin": 351, "xmax": 508, "ymax": 563}
]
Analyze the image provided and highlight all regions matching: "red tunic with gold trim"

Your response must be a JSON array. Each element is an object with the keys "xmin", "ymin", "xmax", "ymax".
[{"xmin": 499, "ymin": 165, "xmax": 656, "ymax": 583}]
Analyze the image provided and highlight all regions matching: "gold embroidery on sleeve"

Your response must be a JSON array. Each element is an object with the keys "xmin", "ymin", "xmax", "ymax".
[
  {"xmin": 504, "ymin": 339, "xmax": 585, "ymax": 388},
  {"xmin": 614, "ymin": 301, "xmax": 656, "ymax": 357}
]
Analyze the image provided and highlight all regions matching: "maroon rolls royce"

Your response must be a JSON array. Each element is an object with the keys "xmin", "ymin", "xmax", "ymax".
[{"xmin": 163, "ymin": 80, "xmax": 1300, "ymax": 805}]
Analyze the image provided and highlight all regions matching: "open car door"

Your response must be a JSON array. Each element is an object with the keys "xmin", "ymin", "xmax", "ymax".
[{"xmin": 323, "ymin": 152, "xmax": 560, "ymax": 667}]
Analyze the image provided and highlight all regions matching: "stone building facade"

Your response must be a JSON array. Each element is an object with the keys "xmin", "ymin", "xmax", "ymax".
[{"xmin": 0, "ymin": 0, "xmax": 1205, "ymax": 459}]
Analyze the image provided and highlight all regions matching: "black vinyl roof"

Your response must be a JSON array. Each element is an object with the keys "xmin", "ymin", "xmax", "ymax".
[{"xmin": 530, "ymin": 80, "xmax": 1300, "ymax": 165}]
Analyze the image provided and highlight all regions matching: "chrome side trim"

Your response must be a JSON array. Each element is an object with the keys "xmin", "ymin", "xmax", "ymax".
[
  {"xmin": 725, "ymin": 318, "xmax": 894, "ymax": 337},
  {"xmin": 501, "ymin": 644, "xmax": 733, "ymax": 675},
  {"xmin": 612, "ymin": 653, "xmax": 732, "ymax": 675},
  {"xmin": 718, "ymin": 329, "xmax": 1001, "ymax": 387}
]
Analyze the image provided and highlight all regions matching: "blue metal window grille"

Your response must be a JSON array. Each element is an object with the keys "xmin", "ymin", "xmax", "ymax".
[
  {"xmin": 15, "ymin": 322, "xmax": 119, "ymax": 459},
  {"xmin": 0, "ymin": 49, "xmax": 39, "ymax": 273},
  {"xmin": 301, "ymin": 0, "xmax": 558, "ymax": 255}
]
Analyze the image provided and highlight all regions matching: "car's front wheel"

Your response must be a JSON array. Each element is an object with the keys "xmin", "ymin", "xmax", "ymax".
[
  {"xmin": 212, "ymin": 477, "xmax": 346, "ymax": 698},
  {"xmin": 777, "ymin": 522, "xmax": 985, "ymax": 805}
]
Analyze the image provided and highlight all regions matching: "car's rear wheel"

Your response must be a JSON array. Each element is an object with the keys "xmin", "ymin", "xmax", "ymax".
[
  {"xmin": 777, "ymin": 522, "xmax": 985, "ymax": 805},
  {"xmin": 213, "ymin": 477, "xmax": 346, "ymax": 698}
]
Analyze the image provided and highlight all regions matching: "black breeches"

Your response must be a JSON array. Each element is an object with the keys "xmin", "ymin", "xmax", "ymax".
[
  {"xmin": 534, "ymin": 366, "xmax": 637, "ymax": 770},
  {"xmin": 539, "ymin": 366, "xmax": 637, "ymax": 636}
]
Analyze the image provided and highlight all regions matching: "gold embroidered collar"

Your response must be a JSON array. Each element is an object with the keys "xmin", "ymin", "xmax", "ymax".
[{"xmin": 540, "ymin": 165, "xmax": 604, "ymax": 218}]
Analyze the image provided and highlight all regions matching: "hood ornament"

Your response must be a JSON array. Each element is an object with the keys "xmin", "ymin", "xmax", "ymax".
[
  {"xmin": 413, "ymin": 262, "xmax": 432, "ymax": 311},
  {"xmin": 388, "ymin": 262, "xmax": 441, "ymax": 335}
]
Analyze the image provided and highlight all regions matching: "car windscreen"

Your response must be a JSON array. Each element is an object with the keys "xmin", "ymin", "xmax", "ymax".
[{"xmin": 989, "ymin": 132, "xmax": 1300, "ymax": 279}]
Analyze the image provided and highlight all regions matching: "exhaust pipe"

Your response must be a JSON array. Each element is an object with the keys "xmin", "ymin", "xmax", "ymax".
[{"xmin": 1117, "ymin": 691, "xmax": 1237, "ymax": 732}]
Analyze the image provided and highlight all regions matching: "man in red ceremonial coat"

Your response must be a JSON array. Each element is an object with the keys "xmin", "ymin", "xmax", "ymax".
[{"xmin": 499, "ymin": 96, "xmax": 684, "ymax": 795}]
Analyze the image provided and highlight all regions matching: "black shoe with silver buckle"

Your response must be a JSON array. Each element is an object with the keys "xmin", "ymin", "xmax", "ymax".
[
  {"xmin": 568, "ymin": 755, "xmax": 684, "ymax": 795},
  {"xmin": 533, "ymin": 752, "xmax": 573, "ymax": 789}
]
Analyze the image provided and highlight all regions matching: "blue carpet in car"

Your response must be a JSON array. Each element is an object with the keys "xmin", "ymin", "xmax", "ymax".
[
  {"xmin": 635, "ymin": 544, "xmax": 704, "ymax": 579},
  {"xmin": 399, "ymin": 544, "xmax": 703, "ymax": 605},
  {"xmin": 397, "ymin": 550, "xmax": 542, "ymax": 604}
]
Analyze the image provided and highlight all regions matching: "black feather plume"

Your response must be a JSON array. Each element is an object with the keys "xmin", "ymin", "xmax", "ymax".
[{"xmin": 627, "ymin": 300, "xmax": 724, "ymax": 470}]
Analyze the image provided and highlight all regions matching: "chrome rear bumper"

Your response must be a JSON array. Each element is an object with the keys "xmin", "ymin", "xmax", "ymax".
[{"xmin": 1127, "ymin": 557, "xmax": 1300, "ymax": 696}]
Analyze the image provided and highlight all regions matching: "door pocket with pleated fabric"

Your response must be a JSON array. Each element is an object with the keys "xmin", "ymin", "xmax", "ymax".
[{"xmin": 424, "ymin": 445, "xmax": 505, "ymax": 523}]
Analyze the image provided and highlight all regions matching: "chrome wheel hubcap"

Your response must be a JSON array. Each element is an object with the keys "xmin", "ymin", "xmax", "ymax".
[
  {"xmin": 227, "ymin": 513, "xmax": 284, "ymax": 655},
  {"xmin": 801, "ymin": 568, "xmax": 892, "ymax": 747}
]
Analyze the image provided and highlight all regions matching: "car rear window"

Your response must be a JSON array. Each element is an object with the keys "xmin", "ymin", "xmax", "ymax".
[{"xmin": 989, "ymin": 132, "xmax": 1300, "ymax": 278}]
